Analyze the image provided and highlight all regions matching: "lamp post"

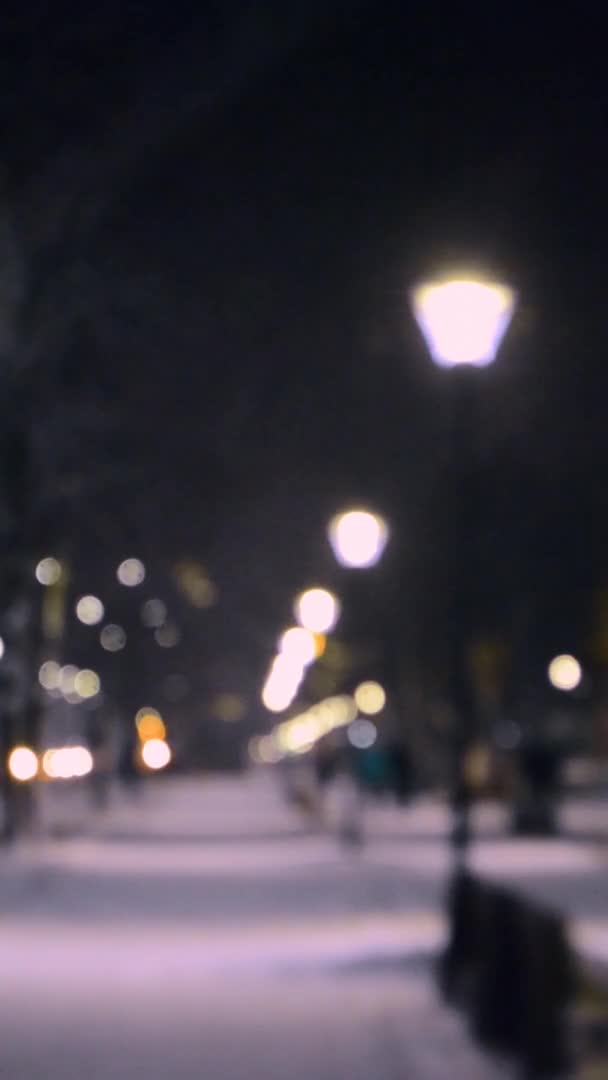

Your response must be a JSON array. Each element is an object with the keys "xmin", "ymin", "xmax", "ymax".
[{"xmin": 411, "ymin": 275, "xmax": 516, "ymax": 848}]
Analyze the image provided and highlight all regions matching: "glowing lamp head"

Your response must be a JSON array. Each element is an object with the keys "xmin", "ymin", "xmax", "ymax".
[
  {"xmin": 328, "ymin": 509, "xmax": 389, "ymax": 569},
  {"xmin": 8, "ymin": 746, "xmax": 38, "ymax": 782},
  {"xmin": 411, "ymin": 277, "xmax": 516, "ymax": 368},
  {"xmin": 294, "ymin": 588, "xmax": 340, "ymax": 633},
  {"xmin": 548, "ymin": 654, "xmax": 582, "ymax": 691}
]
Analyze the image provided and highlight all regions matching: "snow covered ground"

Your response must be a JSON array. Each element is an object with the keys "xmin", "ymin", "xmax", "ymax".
[{"xmin": 1, "ymin": 770, "xmax": 605, "ymax": 1077}]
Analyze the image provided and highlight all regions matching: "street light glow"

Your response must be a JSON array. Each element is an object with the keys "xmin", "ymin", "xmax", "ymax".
[
  {"xmin": 141, "ymin": 738, "xmax": 172, "ymax": 770},
  {"xmin": 42, "ymin": 746, "xmax": 94, "ymax": 780},
  {"xmin": 278, "ymin": 626, "xmax": 317, "ymax": 667},
  {"xmin": 548, "ymin": 654, "xmax": 582, "ymax": 691},
  {"xmin": 328, "ymin": 509, "xmax": 389, "ymax": 569},
  {"xmin": 411, "ymin": 277, "xmax": 516, "ymax": 367},
  {"xmin": 294, "ymin": 588, "xmax": 340, "ymax": 633},
  {"xmin": 136, "ymin": 709, "xmax": 167, "ymax": 741},
  {"xmin": 8, "ymin": 746, "xmax": 38, "ymax": 782},
  {"xmin": 262, "ymin": 653, "xmax": 304, "ymax": 713}
]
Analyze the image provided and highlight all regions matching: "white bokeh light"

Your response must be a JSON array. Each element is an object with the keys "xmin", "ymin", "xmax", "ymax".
[
  {"xmin": 35, "ymin": 557, "xmax": 63, "ymax": 586},
  {"xmin": 411, "ymin": 278, "xmax": 516, "ymax": 368},
  {"xmin": 328, "ymin": 510, "xmax": 389, "ymax": 569},
  {"xmin": 75, "ymin": 595, "xmax": 105, "ymax": 626},
  {"xmin": 347, "ymin": 718, "xmax": 378, "ymax": 749},
  {"xmin": 548, "ymin": 654, "xmax": 582, "ymax": 692},
  {"xmin": 262, "ymin": 653, "xmax": 304, "ymax": 713},
  {"xmin": 142, "ymin": 738, "xmax": 172, "ymax": 770},
  {"xmin": 117, "ymin": 558, "xmax": 146, "ymax": 587},
  {"xmin": 278, "ymin": 626, "xmax": 317, "ymax": 667},
  {"xmin": 294, "ymin": 588, "xmax": 340, "ymax": 634}
]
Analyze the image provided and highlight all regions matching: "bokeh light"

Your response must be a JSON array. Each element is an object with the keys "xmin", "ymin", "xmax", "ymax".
[
  {"xmin": 548, "ymin": 654, "xmax": 582, "ymax": 691},
  {"xmin": 35, "ymin": 557, "xmax": 63, "ymax": 586},
  {"xmin": 278, "ymin": 626, "xmax": 317, "ymax": 667},
  {"xmin": 42, "ymin": 746, "xmax": 93, "ymax": 780},
  {"xmin": 0, "ymin": 635, "xmax": 4, "ymax": 660},
  {"xmin": 173, "ymin": 561, "xmax": 219, "ymax": 608},
  {"xmin": 261, "ymin": 653, "xmax": 304, "ymax": 713},
  {"xmin": 249, "ymin": 735, "xmax": 282, "ymax": 765},
  {"xmin": 117, "ymin": 558, "xmax": 146, "ymax": 587},
  {"xmin": 411, "ymin": 277, "xmax": 516, "ymax": 367},
  {"xmin": 154, "ymin": 622, "xmax": 180, "ymax": 648},
  {"xmin": 211, "ymin": 692, "xmax": 246, "ymax": 722},
  {"xmin": 354, "ymin": 680, "xmax": 386, "ymax": 715},
  {"xmin": 74, "ymin": 669, "xmax": 100, "ymax": 699},
  {"xmin": 135, "ymin": 708, "xmax": 167, "ymax": 741},
  {"xmin": 8, "ymin": 746, "xmax": 38, "ymax": 782},
  {"xmin": 58, "ymin": 664, "xmax": 79, "ymax": 695},
  {"xmin": 328, "ymin": 510, "xmax": 389, "ymax": 569},
  {"xmin": 347, "ymin": 718, "xmax": 378, "ymax": 749},
  {"xmin": 141, "ymin": 598, "xmax": 167, "ymax": 628},
  {"xmin": 270, "ymin": 695, "xmax": 357, "ymax": 758},
  {"xmin": 100, "ymin": 624, "xmax": 127, "ymax": 652},
  {"xmin": 75, "ymin": 595, "xmax": 105, "ymax": 626},
  {"xmin": 141, "ymin": 738, "xmax": 172, "ymax": 770},
  {"xmin": 38, "ymin": 660, "xmax": 61, "ymax": 690},
  {"xmin": 294, "ymin": 588, "xmax": 340, "ymax": 634}
]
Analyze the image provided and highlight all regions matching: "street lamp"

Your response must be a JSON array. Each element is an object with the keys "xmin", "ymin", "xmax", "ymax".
[
  {"xmin": 328, "ymin": 509, "xmax": 389, "ymax": 569},
  {"xmin": 410, "ymin": 277, "xmax": 516, "ymax": 368},
  {"xmin": 411, "ymin": 272, "xmax": 516, "ymax": 849}
]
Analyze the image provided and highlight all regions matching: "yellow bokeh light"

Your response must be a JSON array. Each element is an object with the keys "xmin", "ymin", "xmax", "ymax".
[
  {"xmin": 212, "ymin": 693, "xmax": 246, "ymax": 722},
  {"xmin": 354, "ymin": 680, "xmax": 386, "ymax": 715},
  {"xmin": 8, "ymin": 746, "xmax": 38, "ymax": 782},
  {"xmin": 141, "ymin": 738, "xmax": 172, "ymax": 770},
  {"xmin": 548, "ymin": 654, "xmax": 582, "ymax": 691},
  {"xmin": 74, "ymin": 669, "xmax": 100, "ymax": 699},
  {"xmin": 269, "ymin": 694, "xmax": 356, "ymax": 759},
  {"xmin": 411, "ymin": 277, "xmax": 516, "ymax": 368}
]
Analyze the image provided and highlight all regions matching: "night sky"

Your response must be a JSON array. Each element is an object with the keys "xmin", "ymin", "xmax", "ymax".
[{"xmin": 2, "ymin": 5, "xmax": 607, "ymax": 758}]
